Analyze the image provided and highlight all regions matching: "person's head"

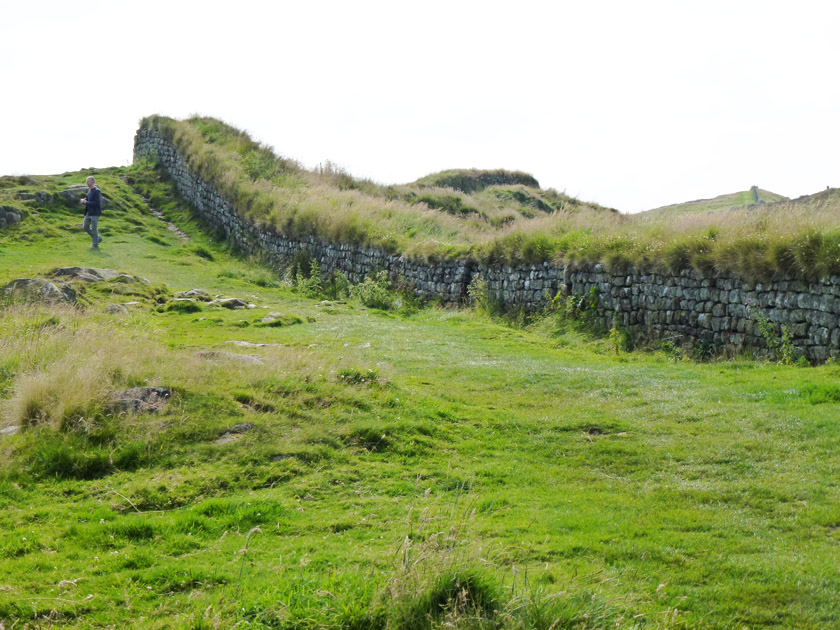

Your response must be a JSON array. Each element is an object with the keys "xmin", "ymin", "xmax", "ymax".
[{"xmin": 86, "ymin": 176, "xmax": 95, "ymax": 188}]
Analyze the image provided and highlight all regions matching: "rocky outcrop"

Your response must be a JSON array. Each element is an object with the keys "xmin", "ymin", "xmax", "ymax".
[
  {"xmin": 0, "ymin": 205, "xmax": 23, "ymax": 228},
  {"xmin": 3, "ymin": 278, "xmax": 76, "ymax": 304},
  {"xmin": 52, "ymin": 267, "xmax": 120, "ymax": 282}
]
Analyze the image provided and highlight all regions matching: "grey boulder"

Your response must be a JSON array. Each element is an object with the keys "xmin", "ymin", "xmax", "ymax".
[
  {"xmin": 52, "ymin": 267, "xmax": 122, "ymax": 283},
  {"xmin": 3, "ymin": 278, "xmax": 76, "ymax": 304},
  {"xmin": 0, "ymin": 205, "xmax": 22, "ymax": 227}
]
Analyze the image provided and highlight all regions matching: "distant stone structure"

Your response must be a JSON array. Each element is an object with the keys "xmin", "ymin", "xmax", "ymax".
[{"xmin": 134, "ymin": 127, "xmax": 840, "ymax": 361}]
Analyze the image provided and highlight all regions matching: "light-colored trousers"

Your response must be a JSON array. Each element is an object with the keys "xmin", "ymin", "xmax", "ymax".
[{"xmin": 83, "ymin": 215, "xmax": 100, "ymax": 247}]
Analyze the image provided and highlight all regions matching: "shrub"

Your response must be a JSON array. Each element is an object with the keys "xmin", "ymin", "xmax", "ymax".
[
  {"xmin": 294, "ymin": 258, "xmax": 322, "ymax": 298},
  {"xmin": 467, "ymin": 276, "xmax": 493, "ymax": 313},
  {"xmin": 322, "ymin": 271, "xmax": 350, "ymax": 300},
  {"xmin": 351, "ymin": 271, "xmax": 395, "ymax": 310}
]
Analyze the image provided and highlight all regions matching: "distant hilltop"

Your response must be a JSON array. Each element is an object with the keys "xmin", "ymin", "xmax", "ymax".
[{"xmin": 640, "ymin": 187, "xmax": 788, "ymax": 217}]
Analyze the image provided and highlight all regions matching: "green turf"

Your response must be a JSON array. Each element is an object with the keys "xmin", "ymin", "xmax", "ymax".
[{"xmin": 0, "ymin": 165, "xmax": 838, "ymax": 628}]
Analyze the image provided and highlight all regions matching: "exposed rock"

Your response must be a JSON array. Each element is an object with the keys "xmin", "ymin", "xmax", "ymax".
[
  {"xmin": 0, "ymin": 205, "xmax": 22, "ymax": 227},
  {"xmin": 14, "ymin": 191, "xmax": 49, "ymax": 204},
  {"xmin": 56, "ymin": 185, "xmax": 88, "ymax": 206},
  {"xmin": 107, "ymin": 387, "xmax": 172, "ymax": 414},
  {"xmin": 215, "ymin": 422, "xmax": 255, "ymax": 445},
  {"xmin": 174, "ymin": 289, "xmax": 212, "ymax": 301},
  {"xmin": 56, "ymin": 186, "xmax": 111, "ymax": 209},
  {"xmin": 226, "ymin": 340, "xmax": 268, "ymax": 347},
  {"xmin": 195, "ymin": 351, "xmax": 264, "ymax": 365},
  {"xmin": 0, "ymin": 425, "xmax": 21, "ymax": 436},
  {"xmin": 52, "ymin": 267, "xmax": 122, "ymax": 283},
  {"xmin": 210, "ymin": 297, "xmax": 251, "ymax": 309},
  {"xmin": 3, "ymin": 278, "xmax": 76, "ymax": 304},
  {"xmin": 106, "ymin": 304, "xmax": 129, "ymax": 316}
]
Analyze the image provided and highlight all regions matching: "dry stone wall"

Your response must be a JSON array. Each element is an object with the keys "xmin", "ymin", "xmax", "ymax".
[{"xmin": 134, "ymin": 127, "xmax": 840, "ymax": 361}]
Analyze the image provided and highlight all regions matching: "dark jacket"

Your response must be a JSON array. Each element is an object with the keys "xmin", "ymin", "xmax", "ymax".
[{"xmin": 85, "ymin": 186, "xmax": 102, "ymax": 216}]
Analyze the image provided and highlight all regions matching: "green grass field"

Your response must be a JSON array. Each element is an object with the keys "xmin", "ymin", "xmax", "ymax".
[{"xmin": 1, "ymin": 165, "xmax": 839, "ymax": 628}]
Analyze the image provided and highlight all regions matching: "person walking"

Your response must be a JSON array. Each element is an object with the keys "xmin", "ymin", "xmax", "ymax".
[{"xmin": 80, "ymin": 176, "xmax": 103, "ymax": 249}]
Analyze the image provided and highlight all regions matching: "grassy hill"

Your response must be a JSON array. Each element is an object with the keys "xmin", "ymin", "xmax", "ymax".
[
  {"xmin": 1, "ymin": 163, "xmax": 840, "ymax": 628},
  {"xmin": 640, "ymin": 188, "xmax": 789, "ymax": 217}
]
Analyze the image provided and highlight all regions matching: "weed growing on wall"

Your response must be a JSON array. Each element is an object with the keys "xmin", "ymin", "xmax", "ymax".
[
  {"xmin": 350, "ymin": 271, "xmax": 395, "ymax": 310},
  {"xmin": 467, "ymin": 276, "xmax": 493, "ymax": 314},
  {"xmin": 294, "ymin": 258, "xmax": 322, "ymax": 298},
  {"xmin": 747, "ymin": 299, "xmax": 797, "ymax": 364}
]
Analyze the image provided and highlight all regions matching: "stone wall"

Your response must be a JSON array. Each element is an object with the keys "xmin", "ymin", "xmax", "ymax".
[{"xmin": 134, "ymin": 127, "xmax": 840, "ymax": 361}]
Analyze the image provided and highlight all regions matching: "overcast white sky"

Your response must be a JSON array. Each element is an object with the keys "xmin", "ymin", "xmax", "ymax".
[{"xmin": 1, "ymin": 1, "xmax": 838, "ymax": 212}]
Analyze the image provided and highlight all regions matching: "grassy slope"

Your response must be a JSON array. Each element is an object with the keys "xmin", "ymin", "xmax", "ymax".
[
  {"xmin": 640, "ymin": 188, "xmax": 788, "ymax": 217},
  {"xmin": 1, "ymin": 167, "xmax": 840, "ymax": 628}
]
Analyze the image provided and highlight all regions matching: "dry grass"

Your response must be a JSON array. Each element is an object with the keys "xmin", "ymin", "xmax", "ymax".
[{"xmin": 0, "ymin": 304, "xmax": 319, "ymax": 431}]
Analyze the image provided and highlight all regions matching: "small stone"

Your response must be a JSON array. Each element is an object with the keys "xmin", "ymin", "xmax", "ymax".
[
  {"xmin": 210, "ymin": 297, "xmax": 249, "ymax": 309},
  {"xmin": 174, "ymin": 289, "xmax": 212, "ymax": 301},
  {"xmin": 0, "ymin": 425, "xmax": 22, "ymax": 436},
  {"xmin": 214, "ymin": 434, "xmax": 239, "ymax": 446},
  {"xmin": 107, "ymin": 387, "xmax": 172, "ymax": 414},
  {"xmin": 106, "ymin": 304, "xmax": 129, "ymax": 316},
  {"xmin": 228, "ymin": 423, "xmax": 254, "ymax": 434},
  {"xmin": 215, "ymin": 423, "xmax": 254, "ymax": 445}
]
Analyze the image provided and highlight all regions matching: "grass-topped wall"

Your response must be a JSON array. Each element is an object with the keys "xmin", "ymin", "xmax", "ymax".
[
  {"xmin": 136, "ymin": 115, "xmax": 840, "ymax": 283},
  {"xmin": 136, "ymin": 115, "xmax": 614, "ymax": 265},
  {"xmin": 135, "ymin": 119, "xmax": 840, "ymax": 361}
]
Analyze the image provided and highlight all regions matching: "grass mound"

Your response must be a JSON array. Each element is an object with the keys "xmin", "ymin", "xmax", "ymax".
[{"xmin": 413, "ymin": 168, "xmax": 541, "ymax": 194}]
